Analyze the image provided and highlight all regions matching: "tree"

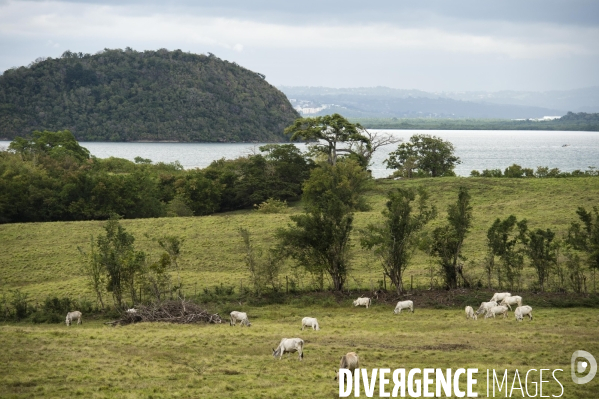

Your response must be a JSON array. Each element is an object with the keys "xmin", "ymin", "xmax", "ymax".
[
  {"xmin": 430, "ymin": 187, "xmax": 472, "ymax": 288},
  {"xmin": 78, "ymin": 236, "xmax": 107, "ymax": 310},
  {"xmin": 239, "ymin": 228, "xmax": 282, "ymax": 294},
  {"xmin": 284, "ymin": 113, "xmax": 370, "ymax": 166},
  {"xmin": 522, "ymin": 227, "xmax": 556, "ymax": 292},
  {"xmin": 567, "ymin": 206, "xmax": 599, "ymax": 272},
  {"xmin": 302, "ymin": 159, "xmax": 372, "ymax": 212},
  {"xmin": 9, "ymin": 130, "xmax": 90, "ymax": 163},
  {"xmin": 385, "ymin": 134, "xmax": 460, "ymax": 177},
  {"xmin": 276, "ymin": 161, "xmax": 363, "ymax": 291},
  {"xmin": 486, "ymin": 215, "xmax": 527, "ymax": 290},
  {"xmin": 361, "ymin": 187, "xmax": 436, "ymax": 294},
  {"xmin": 158, "ymin": 235, "xmax": 184, "ymax": 293},
  {"xmin": 95, "ymin": 215, "xmax": 145, "ymax": 309},
  {"xmin": 346, "ymin": 129, "xmax": 402, "ymax": 168}
]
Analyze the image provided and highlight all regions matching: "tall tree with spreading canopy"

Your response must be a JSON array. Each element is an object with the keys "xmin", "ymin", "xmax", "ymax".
[
  {"xmin": 430, "ymin": 187, "xmax": 473, "ymax": 288},
  {"xmin": 284, "ymin": 113, "xmax": 370, "ymax": 166},
  {"xmin": 361, "ymin": 187, "xmax": 436, "ymax": 294},
  {"xmin": 385, "ymin": 134, "xmax": 460, "ymax": 177}
]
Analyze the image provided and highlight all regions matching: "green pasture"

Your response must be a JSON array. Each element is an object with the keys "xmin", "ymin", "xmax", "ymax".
[
  {"xmin": 1, "ymin": 305, "xmax": 598, "ymax": 398},
  {"xmin": 1, "ymin": 177, "xmax": 598, "ymax": 303}
]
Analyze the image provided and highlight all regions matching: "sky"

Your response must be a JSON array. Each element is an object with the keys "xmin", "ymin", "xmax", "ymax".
[{"xmin": 1, "ymin": 0, "xmax": 598, "ymax": 92}]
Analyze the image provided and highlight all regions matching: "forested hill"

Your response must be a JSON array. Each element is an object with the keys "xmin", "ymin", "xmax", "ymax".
[{"xmin": 0, "ymin": 49, "xmax": 299, "ymax": 142}]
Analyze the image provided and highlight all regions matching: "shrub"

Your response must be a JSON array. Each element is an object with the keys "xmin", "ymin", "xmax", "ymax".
[{"xmin": 254, "ymin": 198, "xmax": 288, "ymax": 214}]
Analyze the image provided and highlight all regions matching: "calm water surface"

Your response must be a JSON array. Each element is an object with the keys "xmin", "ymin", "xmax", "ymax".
[{"xmin": 2, "ymin": 130, "xmax": 597, "ymax": 178}]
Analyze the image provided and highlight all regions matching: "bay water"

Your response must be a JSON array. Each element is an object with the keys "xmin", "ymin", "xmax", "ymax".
[{"xmin": 1, "ymin": 130, "xmax": 597, "ymax": 178}]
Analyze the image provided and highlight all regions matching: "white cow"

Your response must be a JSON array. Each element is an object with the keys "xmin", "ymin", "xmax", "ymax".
[
  {"xmin": 229, "ymin": 311, "xmax": 251, "ymax": 327},
  {"xmin": 490, "ymin": 292, "xmax": 511, "ymax": 303},
  {"xmin": 335, "ymin": 352, "xmax": 359, "ymax": 380},
  {"xmin": 485, "ymin": 305, "xmax": 509, "ymax": 319},
  {"xmin": 353, "ymin": 297, "xmax": 371, "ymax": 308},
  {"xmin": 65, "ymin": 311, "xmax": 82, "ymax": 326},
  {"xmin": 272, "ymin": 338, "xmax": 304, "ymax": 361},
  {"xmin": 515, "ymin": 305, "xmax": 533, "ymax": 321},
  {"xmin": 500, "ymin": 295, "xmax": 523, "ymax": 311},
  {"xmin": 393, "ymin": 300, "xmax": 414, "ymax": 314},
  {"xmin": 476, "ymin": 301, "xmax": 497, "ymax": 315},
  {"xmin": 465, "ymin": 306, "xmax": 477, "ymax": 320},
  {"xmin": 301, "ymin": 317, "xmax": 320, "ymax": 330},
  {"xmin": 126, "ymin": 308, "xmax": 137, "ymax": 314}
]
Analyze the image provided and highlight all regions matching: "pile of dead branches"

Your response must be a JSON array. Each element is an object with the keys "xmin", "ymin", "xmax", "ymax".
[{"xmin": 107, "ymin": 300, "xmax": 222, "ymax": 326}]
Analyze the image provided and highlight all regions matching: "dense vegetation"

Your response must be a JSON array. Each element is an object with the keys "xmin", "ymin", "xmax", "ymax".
[
  {"xmin": 0, "ymin": 48, "xmax": 298, "ymax": 142},
  {"xmin": 351, "ymin": 112, "xmax": 599, "ymax": 131},
  {"xmin": 0, "ymin": 130, "xmax": 313, "ymax": 223}
]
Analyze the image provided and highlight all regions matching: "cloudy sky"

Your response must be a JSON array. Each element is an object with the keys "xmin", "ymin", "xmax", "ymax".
[{"xmin": 1, "ymin": 0, "xmax": 598, "ymax": 92}]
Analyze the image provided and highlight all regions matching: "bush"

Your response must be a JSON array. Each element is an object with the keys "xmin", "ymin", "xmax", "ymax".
[{"xmin": 253, "ymin": 198, "xmax": 288, "ymax": 214}]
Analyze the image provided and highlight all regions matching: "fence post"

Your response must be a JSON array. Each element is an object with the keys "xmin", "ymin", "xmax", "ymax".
[
  {"xmin": 286, "ymin": 276, "xmax": 289, "ymax": 294},
  {"xmin": 240, "ymin": 279, "xmax": 243, "ymax": 293},
  {"xmin": 411, "ymin": 275, "xmax": 413, "ymax": 291},
  {"xmin": 383, "ymin": 274, "xmax": 387, "ymax": 291}
]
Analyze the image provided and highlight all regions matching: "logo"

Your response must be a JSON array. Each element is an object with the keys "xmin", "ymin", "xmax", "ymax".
[{"xmin": 571, "ymin": 350, "xmax": 597, "ymax": 384}]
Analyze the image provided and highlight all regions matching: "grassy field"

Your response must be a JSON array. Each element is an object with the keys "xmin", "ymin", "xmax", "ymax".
[
  {"xmin": 1, "ymin": 304, "xmax": 598, "ymax": 398},
  {"xmin": 1, "ymin": 177, "xmax": 599, "ymax": 398},
  {"xmin": 1, "ymin": 177, "xmax": 598, "ymax": 302}
]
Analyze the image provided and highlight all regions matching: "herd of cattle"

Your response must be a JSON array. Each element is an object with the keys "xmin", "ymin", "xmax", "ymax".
[{"xmin": 64, "ymin": 292, "xmax": 533, "ymax": 373}]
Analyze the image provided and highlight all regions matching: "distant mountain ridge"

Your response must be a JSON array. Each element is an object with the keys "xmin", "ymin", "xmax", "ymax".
[
  {"xmin": 280, "ymin": 86, "xmax": 599, "ymax": 119},
  {"xmin": 0, "ymin": 49, "xmax": 299, "ymax": 142}
]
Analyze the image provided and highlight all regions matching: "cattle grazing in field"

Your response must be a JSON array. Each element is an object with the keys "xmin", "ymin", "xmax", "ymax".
[
  {"xmin": 272, "ymin": 338, "xmax": 304, "ymax": 361},
  {"xmin": 490, "ymin": 292, "xmax": 511, "ymax": 303},
  {"xmin": 465, "ymin": 306, "xmax": 477, "ymax": 320},
  {"xmin": 335, "ymin": 352, "xmax": 359, "ymax": 380},
  {"xmin": 301, "ymin": 317, "xmax": 320, "ymax": 330},
  {"xmin": 500, "ymin": 295, "xmax": 523, "ymax": 311},
  {"xmin": 65, "ymin": 311, "xmax": 82, "ymax": 326},
  {"xmin": 515, "ymin": 305, "xmax": 533, "ymax": 321},
  {"xmin": 476, "ymin": 301, "xmax": 497, "ymax": 315},
  {"xmin": 353, "ymin": 297, "xmax": 371, "ymax": 308},
  {"xmin": 393, "ymin": 300, "xmax": 414, "ymax": 314},
  {"xmin": 485, "ymin": 305, "xmax": 509, "ymax": 319},
  {"xmin": 229, "ymin": 311, "xmax": 251, "ymax": 327}
]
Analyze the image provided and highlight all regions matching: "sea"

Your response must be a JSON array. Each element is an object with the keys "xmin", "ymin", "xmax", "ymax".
[{"xmin": 1, "ymin": 130, "xmax": 598, "ymax": 178}]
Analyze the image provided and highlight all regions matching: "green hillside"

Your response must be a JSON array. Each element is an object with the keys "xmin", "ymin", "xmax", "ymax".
[
  {"xmin": 1, "ymin": 177, "xmax": 598, "ymax": 303},
  {"xmin": 0, "ymin": 49, "xmax": 298, "ymax": 142}
]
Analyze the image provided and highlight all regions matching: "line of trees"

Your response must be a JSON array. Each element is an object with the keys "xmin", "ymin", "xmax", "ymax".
[
  {"xmin": 0, "ymin": 130, "xmax": 314, "ymax": 223},
  {"xmin": 471, "ymin": 164, "xmax": 599, "ymax": 178}
]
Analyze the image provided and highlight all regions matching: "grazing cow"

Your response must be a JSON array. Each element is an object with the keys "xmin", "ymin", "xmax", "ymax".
[
  {"xmin": 335, "ymin": 352, "xmax": 359, "ymax": 380},
  {"xmin": 353, "ymin": 297, "xmax": 371, "ymax": 308},
  {"xmin": 490, "ymin": 292, "xmax": 511, "ymax": 303},
  {"xmin": 465, "ymin": 306, "xmax": 477, "ymax": 320},
  {"xmin": 229, "ymin": 311, "xmax": 251, "ymax": 327},
  {"xmin": 515, "ymin": 305, "xmax": 533, "ymax": 321},
  {"xmin": 485, "ymin": 305, "xmax": 509, "ymax": 319},
  {"xmin": 393, "ymin": 300, "xmax": 414, "ymax": 314},
  {"xmin": 476, "ymin": 301, "xmax": 497, "ymax": 315},
  {"xmin": 65, "ymin": 311, "xmax": 82, "ymax": 326},
  {"xmin": 500, "ymin": 295, "xmax": 523, "ymax": 311},
  {"xmin": 272, "ymin": 338, "xmax": 304, "ymax": 361},
  {"xmin": 301, "ymin": 317, "xmax": 320, "ymax": 331}
]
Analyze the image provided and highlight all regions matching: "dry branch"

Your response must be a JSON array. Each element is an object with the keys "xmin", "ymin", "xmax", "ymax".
[{"xmin": 106, "ymin": 300, "xmax": 222, "ymax": 326}]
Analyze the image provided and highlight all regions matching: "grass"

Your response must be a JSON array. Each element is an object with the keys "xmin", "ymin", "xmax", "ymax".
[
  {"xmin": 1, "ymin": 305, "xmax": 598, "ymax": 398},
  {"xmin": 1, "ymin": 177, "xmax": 599, "ymax": 398},
  {"xmin": 1, "ymin": 177, "xmax": 598, "ymax": 302}
]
